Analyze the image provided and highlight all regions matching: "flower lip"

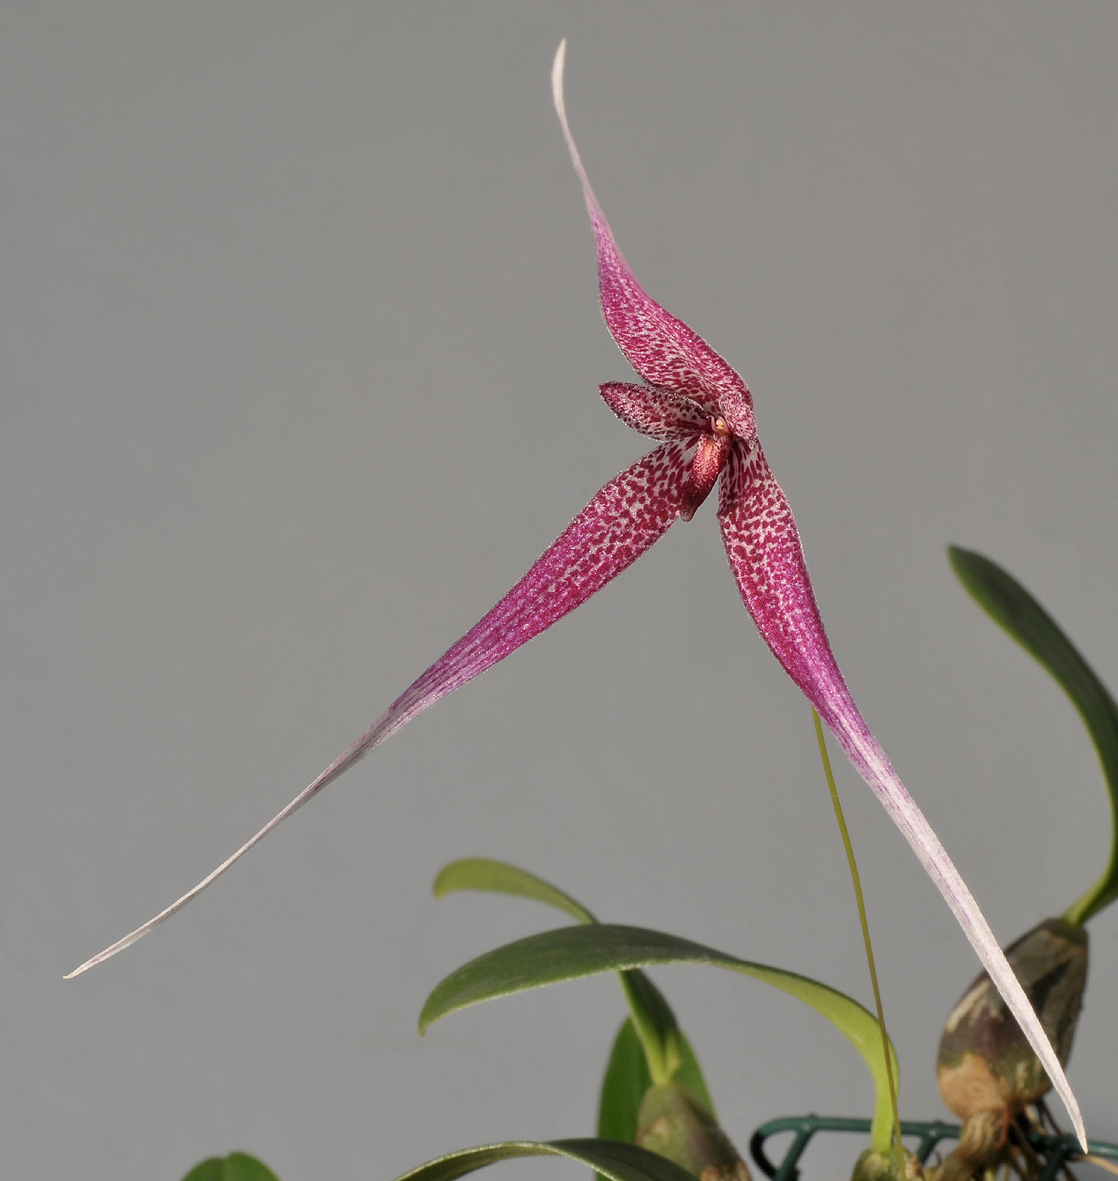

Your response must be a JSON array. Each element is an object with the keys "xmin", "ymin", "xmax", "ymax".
[{"xmin": 681, "ymin": 426, "xmax": 734, "ymax": 521}]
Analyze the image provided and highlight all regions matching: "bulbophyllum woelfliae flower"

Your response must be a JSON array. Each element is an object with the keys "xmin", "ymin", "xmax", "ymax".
[{"xmin": 67, "ymin": 40, "xmax": 1084, "ymax": 1153}]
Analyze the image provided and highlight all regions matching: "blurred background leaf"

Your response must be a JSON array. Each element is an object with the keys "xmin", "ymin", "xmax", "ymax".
[{"xmin": 949, "ymin": 547, "xmax": 1118, "ymax": 924}]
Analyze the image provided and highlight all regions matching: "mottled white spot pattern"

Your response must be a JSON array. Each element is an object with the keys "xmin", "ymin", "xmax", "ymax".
[
  {"xmin": 388, "ymin": 438, "xmax": 695, "ymax": 732},
  {"xmin": 717, "ymin": 442, "xmax": 838, "ymax": 700},
  {"xmin": 599, "ymin": 381, "xmax": 711, "ymax": 439},
  {"xmin": 66, "ymin": 441, "xmax": 697, "ymax": 975},
  {"xmin": 713, "ymin": 443, "xmax": 1067, "ymax": 1124},
  {"xmin": 551, "ymin": 44, "xmax": 754, "ymax": 438}
]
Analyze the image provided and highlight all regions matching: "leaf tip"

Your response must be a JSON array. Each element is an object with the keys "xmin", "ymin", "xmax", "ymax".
[{"xmin": 946, "ymin": 544, "xmax": 973, "ymax": 576}]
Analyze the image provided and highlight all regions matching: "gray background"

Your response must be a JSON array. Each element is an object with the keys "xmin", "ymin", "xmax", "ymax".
[{"xmin": 3, "ymin": 3, "xmax": 1116, "ymax": 1179}]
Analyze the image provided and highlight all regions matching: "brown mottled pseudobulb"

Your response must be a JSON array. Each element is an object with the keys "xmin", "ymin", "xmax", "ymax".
[
  {"xmin": 851, "ymin": 1147, "xmax": 924, "ymax": 1181},
  {"xmin": 635, "ymin": 1080, "xmax": 751, "ymax": 1181},
  {"xmin": 932, "ymin": 918, "xmax": 1087, "ymax": 1181}
]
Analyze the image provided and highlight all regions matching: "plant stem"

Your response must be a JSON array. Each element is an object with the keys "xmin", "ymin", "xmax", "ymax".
[{"xmin": 813, "ymin": 708, "xmax": 902, "ymax": 1157}]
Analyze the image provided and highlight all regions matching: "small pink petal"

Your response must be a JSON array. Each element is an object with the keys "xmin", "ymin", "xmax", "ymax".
[
  {"xmin": 552, "ymin": 42, "xmax": 754, "ymax": 434},
  {"xmin": 599, "ymin": 381, "xmax": 710, "ymax": 439},
  {"xmin": 66, "ymin": 440, "xmax": 696, "ymax": 977},
  {"xmin": 716, "ymin": 440, "xmax": 1086, "ymax": 1149}
]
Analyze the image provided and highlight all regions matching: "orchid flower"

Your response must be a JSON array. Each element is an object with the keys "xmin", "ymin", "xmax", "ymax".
[{"xmin": 67, "ymin": 40, "xmax": 1084, "ymax": 1152}]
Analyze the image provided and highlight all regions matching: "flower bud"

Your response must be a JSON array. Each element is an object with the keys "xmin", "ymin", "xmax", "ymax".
[
  {"xmin": 936, "ymin": 917, "xmax": 1087, "ymax": 1121},
  {"xmin": 635, "ymin": 1081, "xmax": 751, "ymax": 1181}
]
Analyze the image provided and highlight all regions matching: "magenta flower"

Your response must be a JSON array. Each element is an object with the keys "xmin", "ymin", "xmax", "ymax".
[{"xmin": 68, "ymin": 39, "xmax": 1083, "ymax": 1149}]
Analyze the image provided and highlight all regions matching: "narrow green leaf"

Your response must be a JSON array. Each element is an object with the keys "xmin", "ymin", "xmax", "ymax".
[
  {"xmin": 434, "ymin": 859, "xmax": 596, "ymax": 925},
  {"xmin": 949, "ymin": 547, "xmax": 1118, "ymax": 924},
  {"xmin": 674, "ymin": 1033, "xmax": 714, "ymax": 1116},
  {"xmin": 391, "ymin": 1138, "xmax": 698, "ymax": 1181},
  {"xmin": 598, "ymin": 1018, "xmax": 654, "ymax": 1142},
  {"xmin": 420, "ymin": 923, "xmax": 898, "ymax": 1143},
  {"xmin": 180, "ymin": 1153, "xmax": 281, "ymax": 1181},
  {"xmin": 598, "ymin": 1019, "xmax": 714, "ymax": 1144},
  {"xmin": 433, "ymin": 859, "xmax": 705, "ymax": 1090}
]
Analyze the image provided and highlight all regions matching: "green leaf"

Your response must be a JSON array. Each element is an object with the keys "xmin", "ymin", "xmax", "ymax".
[
  {"xmin": 391, "ymin": 1138, "xmax": 697, "ymax": 1181},
  {"xmin": 181, "ymin": 1163, "xmax": 223, "ymax": 1181},
  {"xmin": 434, "ymin": 859, "xmax": 597, "ymax": 925},
  {"xmin": 674, "ymin": 1033, "xmax": 714, "ymax": 1116},
  {"xmin": 433, "ymin": 859, "xmax": 705, "ymax": 1090},
  {"xmin": 421, "ymin": 923, "xmax": 898, "ymax": 1150},
  {"xmin": 180, "ymin": 1153, "xmax": 281, "ymax": 1181},
  {"xmin": 598, "ymin": 1018, "xmax": 654, "ymax": 1142},
  {"xmin": 949, "ymin": 547, "xmax": 1118, "ymax": 924},
  {"xmin": 598, "ymin": 1019, "xmax": 714, "ymax": 1144}
]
